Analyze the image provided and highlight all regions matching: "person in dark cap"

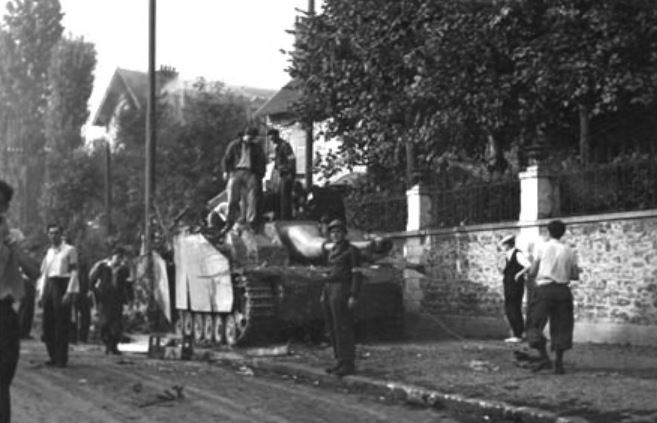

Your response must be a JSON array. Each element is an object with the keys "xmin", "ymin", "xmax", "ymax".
[
  {"xmin": 267, "ymin": 128, "xmax": 296, "ymax": 220},
  {"xmin": 499, "ymin": 234, "xmax": 531, "ymax": 343},
  {"xmin": 320, "ymin": 219, "xmax": 361, "ymax": 377},
  {"xmin": 221, "ymin": 127, "xmax": 266, "ymax": 234}
]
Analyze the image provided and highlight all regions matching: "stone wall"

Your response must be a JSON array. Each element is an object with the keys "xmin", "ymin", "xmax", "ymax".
[{"xmin": 393, "ymin": 210, "xmax": 657, "ymax": 346}]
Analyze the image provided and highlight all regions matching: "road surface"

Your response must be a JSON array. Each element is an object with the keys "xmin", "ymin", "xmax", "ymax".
[{"xmin": 12, "ymin": 340, "xmax": 463, "ymax": 423}]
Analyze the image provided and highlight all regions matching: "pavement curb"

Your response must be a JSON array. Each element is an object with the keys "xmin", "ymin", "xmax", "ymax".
[{"xmin": 198, "ymin": 349, "xmax": 590, "ymax": 423}]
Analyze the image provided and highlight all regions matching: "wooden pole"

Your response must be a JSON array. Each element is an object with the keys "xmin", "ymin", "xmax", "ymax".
[
  {"xmin": 304, "ymin": 0, "xmax": 315, "ymax": 190},
  {"xmin": 104, "ymin": 140, "xmax": 112, "ymax": 236},
  {"xmin": 145, "ymin": 0, "xmax": 157, "ymax": 329}
]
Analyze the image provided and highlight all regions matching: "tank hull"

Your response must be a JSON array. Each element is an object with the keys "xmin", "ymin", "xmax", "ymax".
[{"xmin": 173, "ymin": 223, "xmax": 404, "ymax": 346}]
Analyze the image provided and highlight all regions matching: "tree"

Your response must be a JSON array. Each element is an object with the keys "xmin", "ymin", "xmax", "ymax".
[
  {"xmin": 45, "ymin": 35, "xmax": 97, "ymax": 154},
  {"xmin": 0, "ymin": 0, "xmax": 64, "ymax": 229},
  {"xmin": 41, "ymin": 35, "xmax": 97, "ymax": 229},
  {"xmin": 289, "ymin": 0, "xmax": 657, "ymax": 185}
]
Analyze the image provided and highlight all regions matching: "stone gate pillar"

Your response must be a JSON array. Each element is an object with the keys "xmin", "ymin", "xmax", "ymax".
[
  {"xmin": 517, "ymin": 154, "xmax": 560, "ymax": 252},
  {"xmin": 406, "ymin": 183, "xmax": 432, "ymax": 232},
  {"xmin": 403, "ymin": 183, "xmax": 433, "ymax": 314}
]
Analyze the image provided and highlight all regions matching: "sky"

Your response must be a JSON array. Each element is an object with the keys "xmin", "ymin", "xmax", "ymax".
[{"xmin": 52, "ymin": 0, "xmax": 323, "ymax": 133}]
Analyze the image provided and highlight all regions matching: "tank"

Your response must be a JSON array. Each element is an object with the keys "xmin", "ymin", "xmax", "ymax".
[{"xmin": 172, "ymin": 189, "xmax": 404, "ymax": 347}]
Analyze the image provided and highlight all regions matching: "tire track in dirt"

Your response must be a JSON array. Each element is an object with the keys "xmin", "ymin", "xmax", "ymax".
[{"xmin": 14, "ymin": 365, "xmax": 135, "ymax": 423}]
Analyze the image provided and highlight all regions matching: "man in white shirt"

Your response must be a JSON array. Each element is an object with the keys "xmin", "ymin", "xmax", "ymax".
[
  {"xmin": 527, "ymin": 220, "xmax": 580, "ymax": 375},
  {"xmin": 37, "ymin": 224, "xmax": 79, "ymax": 368}
]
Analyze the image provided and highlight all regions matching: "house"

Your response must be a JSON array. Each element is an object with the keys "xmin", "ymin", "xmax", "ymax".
[
  {"xmin": 93, "ymin": 66, "xmax": 275, "ymax": 143},
  {"xmin": 254, "ymin": 79, "xmax": 364, "ymax": 187}
]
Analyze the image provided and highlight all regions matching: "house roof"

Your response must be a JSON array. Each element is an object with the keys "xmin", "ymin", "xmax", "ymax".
[
  {"xmin": 253, "ymin": 79, "xmax": 302, "ymax": 121},
  {"xmin": 92, "ymin": 68, "xmax": 176, "ymax": 127},
  {"xmin": 93, "ymin": 68, "xmax": 277, "ymax": 127}
]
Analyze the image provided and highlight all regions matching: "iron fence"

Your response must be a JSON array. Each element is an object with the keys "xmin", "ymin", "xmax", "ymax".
[
  {"xmin": 345, "ymin": 192, "xmax": 408, "ymax": 233},
  {"xmin": 557, "ymin": 159, "xmax": 657, "ymax": 217},
  {"xmin": 428, "ymin": 179, "xmax": 520, "ymax": 228}
]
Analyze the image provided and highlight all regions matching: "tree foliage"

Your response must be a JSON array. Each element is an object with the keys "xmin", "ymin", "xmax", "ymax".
[
  {"xmin": 0, "ymin": 0, "xmax": 65, "ymax": 231},
  {"xmin": 45, "ymin": 35, "xmax": 97, "ymax": 154},
  {"xmin": 289, "ymin": 0, "xmax": 657, "ymax": 184},
  {"xmin": 0, "ymin": 0, "xmax": 63, "ymax": 149}
]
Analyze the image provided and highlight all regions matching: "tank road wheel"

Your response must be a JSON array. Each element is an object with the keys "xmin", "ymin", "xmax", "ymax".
[
  {"xmin": 234, "ymin": 310, "xmax": 248, "ymax": 335},
  {"xmin": 182, "ymin": 311, "xmax": 194, "ymax": 337},
  {"xmin": 213, "ymin": 315, "xmax": 225, "ymax": 345},
  {"xmin": 174, "ymin": 311, "xmax": 184, "ymax": 336},
  {"xmin": 203, "ymin": 314, "xmax": 214, "ymax": 342},
  {"xmin": 224, "ymin": 314, "xmax": 238, "ymax": 347},
  {"xmin": 193, "ymin": 313, "xmax": 205, "ymax": 343}
]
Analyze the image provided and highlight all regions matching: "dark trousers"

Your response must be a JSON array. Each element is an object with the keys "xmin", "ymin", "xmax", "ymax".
[
  {"xmin": 226, "ymin": 169, "xmax": 259, "ymax": 226},
  {"xmin": 321, "ymin": 283, "xmax": 355, "ymax": 364},
  {"xmin": 97, "ymin": 295, "xmax": 123, "ymax": 353},
  {"xmin": 277, "ymin": 173, "xmax": 294, "ymax": 220},
  {"xmin": 504, "ymin": 280, "xmax": 525, "ymax": 338},
  {"xmin": 18, "ymin": 278, "xmax": 35, "ymax": 338},
  {"xmin": 70, "ymin": 294, "xmax": 91, "ymax": 343},
  {"xmin": 42, "ymin": 277, "xmax": 71, "ymax": 366},
  {"xmin": 527, "ymin": 283, "xmax": 574, "ymax": 352},
  {"xmin": 0, "ymin": 301, "xmax": 20, "ymax": 423}
]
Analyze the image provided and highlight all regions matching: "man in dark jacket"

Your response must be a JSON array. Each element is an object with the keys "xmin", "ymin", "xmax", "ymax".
[
  {"xmin": 267, "ymin": 128, "xmax": 296, "ymax": 220},
  {"xmin": 89, "ymin": 247, "xmax": 130, "ymax": 355},
  {"xmin": 221, "ymin": 127, "xmax": 266, "ymax": 234},
  {"xmin": 0, "ymin": 179, "xmax": 40, "ymax": 423},
  {"xmin": 321, "ymin": 219, "xmax": 361, "ymax": 377},
  {"xmin": 499, "ymin": 235, "xmax": 531, "ymax": 343}
]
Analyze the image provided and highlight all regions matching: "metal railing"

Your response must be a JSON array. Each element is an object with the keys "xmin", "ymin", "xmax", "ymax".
[
  {"xmin": 428, "ymin": 179, "xmax": 520, "ymax": 228},
  {"xmin": 557, "ymin": 159, "xmax": 657, "ymax": 217},
  {"xmin": 345, "ymin": 192, "xmax": 408, "ymax": 233}
]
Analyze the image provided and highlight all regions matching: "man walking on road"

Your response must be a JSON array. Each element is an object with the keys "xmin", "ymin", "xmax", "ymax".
[
  {"xmin": 527, "ymin": 220, "xmax": 580, "ymax": 375},
  {"xmin": 267, "ymin": 128, "xmax": 296, "ymax": 220},
  {"xmin": 321, "ymin": 219, "xmax": 361, "ymax": 377},
  {"xmin": 221, "ymin": 127, "xmax": 266, "ymax": 234},
  {"xmin": 37, "ymin": 224, "xmax": 79, "ymax": 368},
  {"xmin": 0, "ymin": 179, "xmax": 39, "ymax": 423},
  {"xmin": 89, "ymin": 246, "xmax": 130, "ymax": 355}
]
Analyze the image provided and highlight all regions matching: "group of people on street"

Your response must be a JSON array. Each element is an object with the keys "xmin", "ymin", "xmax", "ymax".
[
  {"xmin": 500, "ymin": 220, "xmax": 580, "ymax": 375},
  {"xmin": 0, "ymin": 178, "xmax": 134, "ymax": 422}
]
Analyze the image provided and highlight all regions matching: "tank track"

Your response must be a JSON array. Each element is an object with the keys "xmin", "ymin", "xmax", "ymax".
[{"xmin": 230, "ymin": 271, "xmax": 279, "ymax": 345}]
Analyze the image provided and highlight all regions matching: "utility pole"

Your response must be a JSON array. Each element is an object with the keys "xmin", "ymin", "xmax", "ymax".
[
  {"xmin": 304, "ymin": 0, "xmax": 315, "ymax": 190},
  {"xmin": 145, "ymin": 0, "xmax": 157, "ymax": 329},
  {"xmin": 104, "ymin": 140, "xmax": 112, "ymax": 236}
]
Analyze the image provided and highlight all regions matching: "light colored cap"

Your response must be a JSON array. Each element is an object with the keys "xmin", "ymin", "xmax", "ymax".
[{"xmin": 499, "ymin": 234, "xmax": 515, "ymax": 246}]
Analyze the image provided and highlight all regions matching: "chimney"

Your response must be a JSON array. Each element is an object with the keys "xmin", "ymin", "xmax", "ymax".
[{"xmin": 158, "ymin": 65, "xmax": 178, "ymax": 81}]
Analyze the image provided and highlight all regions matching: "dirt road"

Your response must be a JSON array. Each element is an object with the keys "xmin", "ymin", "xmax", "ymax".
[{"xmin": 12, "ymin": 340, "xmax": 461, "ymax": 423}]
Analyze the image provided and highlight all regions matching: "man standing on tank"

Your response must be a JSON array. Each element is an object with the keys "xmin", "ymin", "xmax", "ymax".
[
  {"xmin": 267, "ymin": 128, "xmax": 296, "ymax": 220},
  {"xmin": 221, "ymin": 127, "xmax": 266, "ymax": 234},
  {"xmin": 321, "ymin": 219, "xmax": 361, "ymax": 377}
]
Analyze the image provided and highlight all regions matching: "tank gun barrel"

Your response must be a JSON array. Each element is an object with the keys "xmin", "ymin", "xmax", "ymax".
[{"xmin": 275, "ymin": 222, "xmax": 393, "ymax": 263}]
